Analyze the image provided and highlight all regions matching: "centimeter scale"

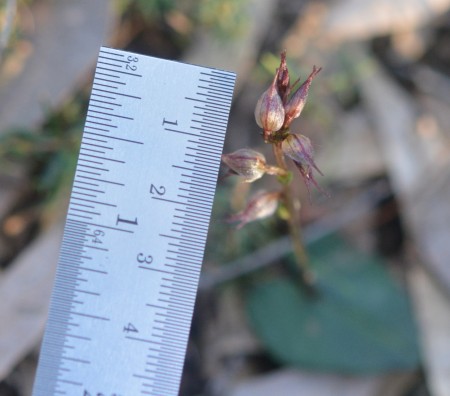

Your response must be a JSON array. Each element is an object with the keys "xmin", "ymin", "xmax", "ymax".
[{"xmin": 32, "ymin": 47, "xmax": 235, "ymax": 396}]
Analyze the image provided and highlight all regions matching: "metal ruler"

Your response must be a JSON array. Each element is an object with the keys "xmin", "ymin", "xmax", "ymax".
[{"xmin": 32, "ymin": 47, "xmax": 235, "ymax": 396}]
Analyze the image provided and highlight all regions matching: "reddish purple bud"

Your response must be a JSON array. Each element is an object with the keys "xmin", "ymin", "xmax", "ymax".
[
  {"xmin": 255, "ymin": 69, "xmax": 285, "ymax": 141},
  {"xmin": 277, "ymin": 50, "xmax": 290, "ymax": 104},
  {"xmin": 227, "ymin": 190, "xmax": 280, "ymax": 229},
  {"xmin": 222, "ymin": 148, "xmax": 267, "ymax": 183},
  {"xmin": 282, "ymin": 133, "xmax": 328, "ymax": 199},
  {"xmin": 283, "ymin": 65, "xmax": 321, "ymax": 128}
]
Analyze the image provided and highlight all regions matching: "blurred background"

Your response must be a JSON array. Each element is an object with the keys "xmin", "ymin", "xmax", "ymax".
[{"xmin": 1, "ymin": 0, "xmax": 450, "ymax": 395}]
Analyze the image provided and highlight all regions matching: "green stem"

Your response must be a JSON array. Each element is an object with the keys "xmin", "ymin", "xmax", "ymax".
[{"xmin": 272, "ymin": 142, "xmax": 316, "ymax": 293}]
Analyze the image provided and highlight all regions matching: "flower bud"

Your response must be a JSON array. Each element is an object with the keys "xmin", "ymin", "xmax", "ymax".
[
  {"xmin": 277, "ymin": 50, "xmax": 290, "ymax": 104},
  {"xmin": 254, "ymin": 69, "xmax": 285, "ymax": 141},
  {"xmin": 227, "ymin": 190, "xmax": 280, "ymax": 229},
  {"xmin": 282, "ymin": 133, "xmax": 327, "ymax": 198},
  {"xmin": 222, "ymin": 148, "xmax": 267, "ymax": 183},
  {"xmin": 283, "ymin": 65, "xmax": 321, "ymax": 128}
]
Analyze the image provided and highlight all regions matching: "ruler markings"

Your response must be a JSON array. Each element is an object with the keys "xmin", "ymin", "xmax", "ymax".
[
  {"xmin": 90, "ymin": 98, "xmax": 122, "ymax": 106},
  {"xmin": 204, "ymin": 68, "xmax": 235, "ymax": 77},
  {"xmin": 160, "ymin": 291, "xmax": 195, "ymax": 301},
  {"xmin": 81, "ymin": 142, "xmax": 113, "ymax": 150},
  {"xmin": 84, "ymin": 121, "xmax": 114, "ymax": 130},
  {"xmin": 90, "ymin": 104, "xmax": 115, "ymax": 111},
  {"xmin": 160, "ymin": 233, "xmax": 205, "ymax": 245},
  {"xmin": 152, "ymin": 196, "xmax": 210, "ymax": 212},
  {"xmin": 80, "ymin": 146, "xmax": 107, "ymax": 155},
  {"xmin": 195, "ymin": 137, "xmax": 224, "ymax": 147},
  {"xmin": 192, "ymin": 110, "xmax": 228, "ymax": 121},
  {"xmin": 165, "ymin": 263, "xmax": 201, "ymax": 274},
  {"xmin": 150, "ymin": 325, "xmax": 189, "ymax": 338},
  {"xmin": 73, "ymin": 179, "xmax": 100, "ymax": 187},
  {"xmin": 79, "ymin": 152, "xmax": 125, "ymax": 164},
  {"xmin": 197, "ymin": 84, "xmax": 233, "ymax": 96},
  {"xmin": 190, "ymin": 127, "xmax": 225, "ymax": 139},
  {"xmin": 83, "ymin": 137, "xmax": 109, "ymax": 144},
  {"xmin": 165, "ymin": 256, "xmax": 200, "ymax": 266},
  {"xmin": 84, "ymin": 245, "xmax": 108, "ymax": 251},
  {"xmin": 93, "ymin": 82, "xmax": 119, "ymax": 90},
  {"xmin": 98, "ymin": 50, "xmax": 124, "ymax": 58},
  {"xmin": 177, "ymin": 194, "xmax": 213, "ymax": 206},
  {"xmin": 71, "ymin": 197, "xmax": 116, "ymax": 207},
  {"xmin": 91, "ymin": 92, "xmax": 117, "ymax": 101},
  {"xmin": 183, "ymin": 153, "xmax": 219, "ymax": 165},
  {"xmin": 88, "ymin": 109, "xmax": 134, "ymax": 120},
  {"xmin": 161, "ymin": 287, "xmax": 197, "ymax": 299},
  {"xmin": 193, "ymin": 107, "xmax": 228, "ymax": 120},
  {"xmin": 77, "ymin": 175, "xmax": 124, "ymax": 186},
  {"xmin": 197, "ymin": 91, "xmax": 232, "ymax": 103},
  {"xmin": 146, "ymin": 360, "xmax": 183, "ymax": 372},
  {"xmin": 186, "ymin": 142, "xmax": 224, "ymax": 154},
  {"xmin": 181, "ymin": 170, "xmax": 217, "ymax": 183},
  {"xmin": 68, "ymin": 311, "xmax": 110, "ymax": 321},
  {"xmin": 68, "ymin": 213, "xmax": 94, "ymax": 220},
  {"xmin": 69, "ymin": 208, "xmax": 101, "ymax": 216},
  {"xmin": 93, "ymin": 84, "xmax": 142, "ymax": 98},
  {"xmin": 180, "ymin": 175, "xmax": 217, "ymax": 189},
  {"xmin": 169, "ymin": 227, "xmax": 206, "ymax": 240},
  {"xmin": 174, "ymin": 206, "xmax": 210, "ymax": 219},
  {"xmin": 177, "ymin": 188, "xmax": 215, "ymax": 200},
  {"xmin": 95, "ymin": 71, "xmax": 121, "ymax": 80},
  {"xmin": 172, "ymin": 220, "xmax": 208, "ymax": 231},
  {"xmin": 164, "ymin": 127, "xmax": 200, "ymax": 138},
  {"xmin": 161, "ymin": 277, "xmax": 197, "ymax": 287},
  {"xmin": 60, "ymin": 229, "xmax": 86, "ymax": 239},
  {"xmin": 99, "ymin": 55, "xmax": 129, "ymax": 62},
  {"xmin": 183, "ymin": 160, "xmax": 220, "ymax": 175},
  {"xmin": 168, "ymin": 251, "xmax": 204, "ymax": 261},
  {"xmin": 96, "ymin": 65, "xmax": 142, "ymax": 78},
  {"xmin": 192, "ymin": 118, "xmax": 227, "ymax": 129},
  {"xmin": 77, "ymin": 163, "xmax": 109, "ymax": 172},
  {"xmin": 84, "ymin": 126, "xmax": 111, "ymax": 133},
  {"xmin": 71, "ymin": 187, "xmax": 104, "ymax": 195},
  {"xmin": 97, "ymin": 60, "xmax": 123, "ymax": 68},
  {"xmin": 173, "ymin": 164, "xmax": 216, "ymax": 176},
  {"xmin": 84, "ymin": 131, "xmax": 143, "ymax": 144},
  {"xmin": 198, "ymin": 78, "xmax": 233, "ymax": 88},
  {"xmin": 152, "ymin": 316, "xmax": 186, "ymax": 328},
  {"xmin": 201, "ymin": 74, "xmax": 235, "ymax": 85},
  {"xmin": 66, "ymin": 220, "xmax": 134, "ymax": 233},
  {"xmin": 95, "ymin": 77, "xmax": 126, "ymax": 85},
  {"xmin": 191, "ymin": 125, "xmax": 226, "ymax": 135},
  {"xmin": 71, "ymin": 191, "xmax": 97, "ymax": 199},
  {"xmin": 85, "ymin": 120, "xmax": 117, "ymax": 129},
  {"xmin": 185, "ymin": 96, "xmax": 229, "ymax": 109}
]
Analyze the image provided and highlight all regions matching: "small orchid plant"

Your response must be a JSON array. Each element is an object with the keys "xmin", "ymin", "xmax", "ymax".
[{"xmin": 221, "ymin": 51, "xmax": 326, "ymax": 286}]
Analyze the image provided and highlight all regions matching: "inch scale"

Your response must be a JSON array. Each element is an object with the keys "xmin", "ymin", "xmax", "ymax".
[{"xmin": 32, "ymin": 47, "xmax": 235, "ymax": 396}]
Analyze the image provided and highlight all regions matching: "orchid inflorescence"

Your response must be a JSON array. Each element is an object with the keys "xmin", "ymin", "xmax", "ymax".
[{"xmin": 222, "ymin": 51, "xmax": 327, "ymax": 229}]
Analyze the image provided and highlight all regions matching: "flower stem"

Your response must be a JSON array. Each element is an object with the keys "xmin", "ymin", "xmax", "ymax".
[{"xmin": 273, "ymin": 142, "xmax": 317, "ymax": 294}]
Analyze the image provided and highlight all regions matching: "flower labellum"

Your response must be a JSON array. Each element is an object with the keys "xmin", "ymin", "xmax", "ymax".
[
  {"xmin": 227, "ymin": 190, "xmax": 280, "ymax": 229},
  {"xmin": 282, "ymin": 133, "xmax": 327, "ymax": 198},
  {"xmin": 222, "ymin": 148, "xmax": 268, "ymax": 183},
  {"xmin": 254, "ymin": 69, "xmax": 285, "ymax": 142},
  {"xmin": 283, "ymin": 65, "xmax": 322, "ymax": 128}
]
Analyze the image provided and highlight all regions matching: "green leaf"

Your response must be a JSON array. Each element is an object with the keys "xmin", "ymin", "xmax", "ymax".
[{"xmin": 246, "ymin": 234, "xmax": 420, "ymax": 373}]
